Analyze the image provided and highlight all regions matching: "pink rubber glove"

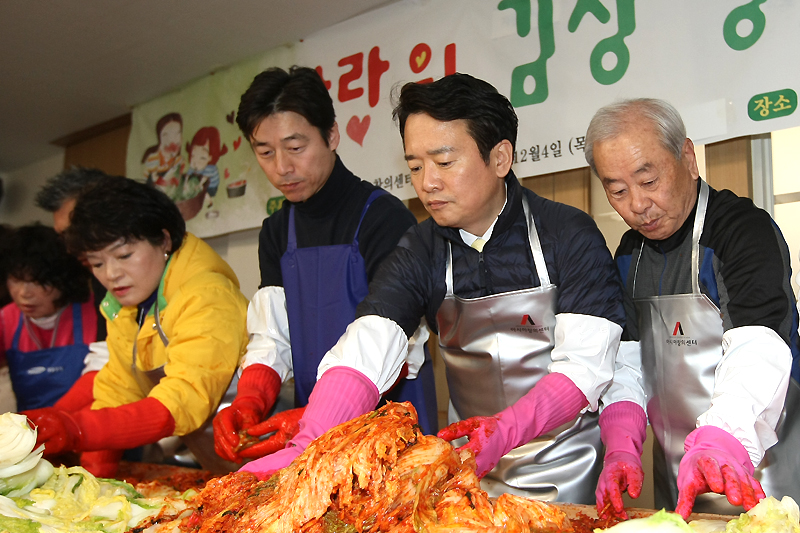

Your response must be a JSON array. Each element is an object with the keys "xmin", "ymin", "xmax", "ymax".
[
  {"xmin": 675, "ymin": 425, "xmax": 765, "ymax": 519},
  {"xmin": 595, "ymin": 401, "xmax": 647, "ymax": 520},
  {"xmin": 437, "ymin": 372, "xmax": 588, "ymax": 477},
  {"xmin": 239, "ymin": 366, "xmax": 379, "ymax": 480}
]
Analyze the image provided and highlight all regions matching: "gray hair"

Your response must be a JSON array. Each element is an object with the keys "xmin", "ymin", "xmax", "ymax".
[
  {"xmin": 35, "ymin": 166, "xmax": 109, "ymax": 212},
  {"xmin": 584, "ymin": 98, "xmax": 687, "ymax": 175}
]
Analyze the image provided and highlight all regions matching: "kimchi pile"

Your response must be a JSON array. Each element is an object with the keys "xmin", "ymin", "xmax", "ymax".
[{"xmin": 146, "ymin": 402, "xmax": 571, "ymax": 533}]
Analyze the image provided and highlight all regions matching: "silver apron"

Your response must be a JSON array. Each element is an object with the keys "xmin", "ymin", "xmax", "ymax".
[
  {"xmin": 131, "ymin": 301, "xmax": 240, "ymax": 474},
  {"xmin": 437, "ymin": 196, "xmax": 602, "ymax": 504},
  {"xmin": 635, "ymin": 180, "xmax": 800, "ymax": 513}
]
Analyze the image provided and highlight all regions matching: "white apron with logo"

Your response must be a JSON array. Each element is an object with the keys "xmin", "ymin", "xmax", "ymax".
[
  {"xmin": 635, "ymin": 180, "xmax": 800, "ymax": 513},
  {"xmin": 437, "ymin": 196, "xmax": 602, "ymax": 504}
]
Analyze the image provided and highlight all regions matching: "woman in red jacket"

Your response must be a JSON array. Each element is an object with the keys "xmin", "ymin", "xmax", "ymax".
[{"xmin": 1, "ymin": 224, "xmax": 100, "ymax": 412}]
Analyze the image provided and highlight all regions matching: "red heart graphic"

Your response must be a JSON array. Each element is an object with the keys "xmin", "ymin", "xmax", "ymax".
[
  {"xmin": 226, "ymin": 111, "xmax": 235, "ymax": 124},
  {"xmin": 346, "ymin": 115, "xmax": 370, "ymax": 146},
  {"xmin": 233, "ymin": 136, "xmax": 242, "ymax": 150},
  {"xmin": 224, "ymin": 168, "xmax": 230, "ymax": 179}
]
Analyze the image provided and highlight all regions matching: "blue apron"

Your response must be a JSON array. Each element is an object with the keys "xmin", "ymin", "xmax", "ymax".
[
  {"xmin": 280, "ymin": 189, "xmax": 438, "ymax": 434},
  {"xmin": 7, "ymin": 303, "xmax": 88, "ymax": 411}
]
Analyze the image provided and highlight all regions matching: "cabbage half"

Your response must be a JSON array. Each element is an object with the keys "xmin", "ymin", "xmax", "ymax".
[
  {"xmin": 0, "ymin": 413, "xmax": 54, "ymax": 498},
  {"xmin": 724, "ymin": 496, "xmax": 800, "ymax": 533},
  {"xmin": 596, "ymin": 509, "xmax": 694, "ymax": 532},
  {"xmin": 0, "ymin": 466, "xmax": 184, "ymax": 533}
]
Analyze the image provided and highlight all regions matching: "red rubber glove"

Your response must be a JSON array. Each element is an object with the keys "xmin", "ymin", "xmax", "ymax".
[
  {"xmin": 437, "ymin": 372, "xmax": 588, "ymax": 478},
  {"xmin": 595, "ymin": 401, "xmax": 648, "ymax": 520},
  {"xmin": 239, "ymin": 366, "xmax": 379, "ymax": 480},
  {"xmin": 23, "ymin": 397, "xmax": 175, "ymax": 455},
  {"xmin": 675, "ymin": 425, "xmax": 765, "ymax": 519},
  {"xmin": 239, "ymin": 407, "xmax": 306, "ymax": 459},
  {"xmin": 23, "ymin": 407, "xmax": 81, "ymax": 456},
  {"xmin": 213, "ymin": 365, "xmax": 282, "ymax": 463},
  {"xmin": 54, "ymin": 371, "xmax": 97, "ymax": 412},
  {"xmin": 80, "ymin": 450, "xmax": 124, "ymax": 478}
]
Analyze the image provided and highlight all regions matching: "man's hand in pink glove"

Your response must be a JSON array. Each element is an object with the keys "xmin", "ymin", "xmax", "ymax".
[
  {"xmin": 595, "ymin": 401, "xmax": 648, "ymax": 520},
  {"xmin": 239, "ymin": 445, "xmax": 304, "ymax": 480},
  {"xmin": 239, "ymin": 407, "xmax": 306, "ymax": 459},
  {"xmin": 238, "ymin": 366, "xmax": 380, "ymax": 480},
  {"xmin": 437, "ymin": 416, "xmax": 501, "ymax": 477},
  {"xmin": 596, "ymin": 451, "xmax": 644, "ymax": 519},
  {"xmin": 213, "ymin": 365, "xmax": 282, "ymax": 463},
  {"xmin": 437, "ymin": 372, "xmax": 589, "ymax": 478},
  {"xmin": 22, "ymin": 407, "xmax": 81, "ymax": 456},
  {"xmin": 675, "ymin": 425, "xmax": 765, "ymax": 519}
]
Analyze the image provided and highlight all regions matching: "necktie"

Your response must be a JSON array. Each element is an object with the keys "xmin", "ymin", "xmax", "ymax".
[{"xmin": 471, "ymin": 238, "xmax": 487, "ymax": 252}]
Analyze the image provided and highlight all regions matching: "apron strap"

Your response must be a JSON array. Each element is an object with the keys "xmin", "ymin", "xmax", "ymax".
[
  {"xmin": 11, "ymin": 312, "xmax": 25, "ymax": 351},
  {"xmin": 20, "ymin": 308, "xmax": 65, "ymax": 350},
  {"xmin": 445, "ymin": 195, "xmax": 549, "ymax": 293},
  {"xmin": 691, "ymin": 180, "xmax": 710, "ymax": 296},
  {"xmin": 633, "ymin": 179, "xmax": 710, "ymax": 298},
  {"xmin": 132, "ymin": 300, "xmax": 170, "ymax": 368},
  {"xmin": 521, "ymin": 195, "xmax": 550, "ymax": 286},
  {"xmin": 352, "ymin": 189, "xmax": 386, "ymax": 248},
  {"xmin": 287, "ymin": 205, "xmax": 298, "ymax": 253},
  {"xmin": 71, "ymin": 302, "xmax": 84, "ymax": 345}
]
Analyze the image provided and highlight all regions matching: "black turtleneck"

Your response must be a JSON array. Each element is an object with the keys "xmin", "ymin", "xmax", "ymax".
[
  {"xmin": 257, "ymin": 155, "xmax": 417, "ymax": 288},
  {"xmin": 615, "ymin": 180, "xmax": 798, "ymax": 352}
]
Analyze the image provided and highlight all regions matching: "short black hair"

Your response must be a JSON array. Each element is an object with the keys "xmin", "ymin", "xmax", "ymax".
[
  {"xmin": 236, "ymin": 65, "xmax": 335, "ymax": 145},
  {"xmin": 392, "ymin": 73, "xmax": 518, "ymax": 164},
  {"xmin": 4, "ymin": 224, "xmax": 90, "ymax": 308},
  {"xmin": 65, "ymin": 176, "xmax": 185, "ymax": 255},
  {"xmin": 35, "ymin": 167, "xmax": 108, "ymax": 212}
]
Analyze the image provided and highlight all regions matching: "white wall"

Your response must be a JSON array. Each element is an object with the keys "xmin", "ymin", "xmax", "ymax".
[
  {"xmin": 0, "ymin": 153, "xmax": 64, "ymax": 226},
  {"xmin": 204, "ymin": 228, "xmax": 261, "ymax": 300}
]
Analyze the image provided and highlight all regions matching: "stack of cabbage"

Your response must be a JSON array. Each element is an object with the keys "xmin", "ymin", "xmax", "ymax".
[
  {"xmin": 598, "ymin": 495, "xmax": 800, "ymax": 532},
  {"xmin": 0, "ymin": 413, "xmax": 53, "ymax": 498},
  {"xmin": 0, "ymin": 412, "xmax": 188, "ymax": 533}
]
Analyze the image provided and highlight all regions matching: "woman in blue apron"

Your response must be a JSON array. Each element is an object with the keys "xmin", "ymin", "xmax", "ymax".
[{"xmin": 2, "ymin": 224, "xmax": 97, "ymax": 412}]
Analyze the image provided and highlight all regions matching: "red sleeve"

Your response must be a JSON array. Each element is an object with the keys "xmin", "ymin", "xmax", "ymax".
[
  {"xmin": 79, "ymin": 299, "xmax": 99, "ymax": 345},
  {"xmin": 0, "ymin": 303, "xmax": 21, "ymax": 365}
]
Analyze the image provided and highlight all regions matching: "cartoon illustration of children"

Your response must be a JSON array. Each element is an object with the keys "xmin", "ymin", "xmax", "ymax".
[
  {"xmin": 185, "ymin": 126, "xmax": 228, "ymax": 215},
  {"xmin": 141, "ymin": 112, "xmax": 185, "ymax": 196}
]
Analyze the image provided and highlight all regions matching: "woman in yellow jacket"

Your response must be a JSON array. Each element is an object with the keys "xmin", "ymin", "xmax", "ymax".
[{"xmin": 24, "ymin": 176, "xmax": 248, "ymax": 476}]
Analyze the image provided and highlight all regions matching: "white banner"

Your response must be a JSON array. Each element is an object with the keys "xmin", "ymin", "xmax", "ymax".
[{"xmin": 127, "ymin": 0, "xmax": 800, "ymax": 237}]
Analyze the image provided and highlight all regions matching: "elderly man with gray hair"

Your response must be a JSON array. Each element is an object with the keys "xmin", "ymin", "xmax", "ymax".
[{"xmin": 585, "ymin": 98, "xmax": 800, "ymax": 519}]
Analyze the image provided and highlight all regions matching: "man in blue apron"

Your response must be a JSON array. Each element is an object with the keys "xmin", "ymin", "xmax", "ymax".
[
  {"xmin": 213, "ymin": 66, "xmax": 437, "ymax": 464},
  {"xmin": 585, "ymin": 98, "xmax": 800, "ymax": 518},
  {"xmin": 239, "ymin": 73, "xmax": 626, "ymax": 507}
]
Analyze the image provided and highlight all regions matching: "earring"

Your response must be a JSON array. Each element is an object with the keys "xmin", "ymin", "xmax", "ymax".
[{"xmin": 164, "ymin": 252, "xmax": 169, "ymax": 260}]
